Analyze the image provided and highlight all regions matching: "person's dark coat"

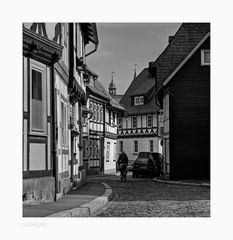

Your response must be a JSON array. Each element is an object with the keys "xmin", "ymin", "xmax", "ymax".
[{"xmin": 117, "ymin": 151, "xmax": 128, "ymax": 166}]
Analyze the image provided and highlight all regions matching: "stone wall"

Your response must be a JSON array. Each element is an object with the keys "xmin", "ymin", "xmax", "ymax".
[{"xmin": 23, "ymin": 177, "xmax": 55, "ymax": 204}]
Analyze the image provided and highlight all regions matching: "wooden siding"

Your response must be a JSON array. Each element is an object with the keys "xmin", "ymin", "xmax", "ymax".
[{"xmin": 169, "ymin": 37, "xmax": 210, "ymax": 179}]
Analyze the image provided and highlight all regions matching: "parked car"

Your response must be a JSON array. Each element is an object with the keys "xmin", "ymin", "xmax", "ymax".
[{"xmin": 132, "ymin": 152, "xmax": 162, "ymax": 178}]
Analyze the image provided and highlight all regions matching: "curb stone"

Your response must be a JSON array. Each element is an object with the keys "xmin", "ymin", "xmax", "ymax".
[
  {"xmin": 47, "ymin": 182, "xmax": 113, "ymax": 217},
  {"xmin": 153, "ymin": 178, "xmax": 210, "ymax": 188}
]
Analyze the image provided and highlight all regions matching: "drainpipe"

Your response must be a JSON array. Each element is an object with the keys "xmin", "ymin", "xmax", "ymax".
[{"xmin": 51, "ymin": 65, "xmax": 58, "ymax": 200}]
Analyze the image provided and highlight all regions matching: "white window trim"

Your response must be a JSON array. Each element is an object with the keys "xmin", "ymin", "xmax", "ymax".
[
  {"xmin": 106, "ymin": 142, "xmax": 110, "ymax": 162},
  {"xmin": 132, "ymin": 116, "xmax": 137, "ymax": 129},
  {"xmin": 201, "ymin": 49, "xmax": 210, "ymax": 66},
  {"xmin": 134, "ymin": 96, "xmax": 139, "ymax": 105},
  {"xmin": 147, "ymin": 115, "xmax": 153, "ymax": 127},
  {"xmin": 29, "ymin": 59, "xmax": 47, "ymax": 136},
  {"xmin": 139, "ymin": 96, "xmax": 144, "ymax": 105},
  {"xmin": 61, "ymin": 98, "xmax": 68, "ymax": 146}
]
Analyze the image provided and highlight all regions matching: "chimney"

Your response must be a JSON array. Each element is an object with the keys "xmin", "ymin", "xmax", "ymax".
[
  {"xmin": 168, "ymin": 36, "xmax": 174, "ymax": 44},
  {"xmin": 149, "ymin": 62, "xmax": 156, "ymax": 78}
]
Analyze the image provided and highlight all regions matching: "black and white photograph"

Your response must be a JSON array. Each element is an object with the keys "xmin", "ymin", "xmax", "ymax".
[
  {"xmin": 1, "ymin": 0, "xmax": 233, "ymax": 239},
  {"xmin": 22, "ymin": 22, "xmax": 210, "ymax": 217}
]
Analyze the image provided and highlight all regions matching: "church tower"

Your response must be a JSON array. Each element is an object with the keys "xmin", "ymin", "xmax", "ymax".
[{"xmin": 109, "ymin": 72, "xmax": 116, "ymax": 96}]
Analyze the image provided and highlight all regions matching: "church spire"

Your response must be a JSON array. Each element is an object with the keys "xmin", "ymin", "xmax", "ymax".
[{"xmin": 109, "ymin": 71, "xmax": 116, "ymax": 96}]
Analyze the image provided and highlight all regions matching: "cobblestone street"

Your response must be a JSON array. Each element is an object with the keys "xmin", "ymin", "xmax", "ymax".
[{"xmin": 88, "ymin": 175, "xmax": 210, "ymax": 217}]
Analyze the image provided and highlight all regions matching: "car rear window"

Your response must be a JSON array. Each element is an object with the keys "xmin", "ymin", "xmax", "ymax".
[
  {"xmin": 135, "ymin": 159, "xmax": 148, "ymax": 164},
  {"xmin": 138, "ymin": 152, "xmax": 151, "ymax": 158}
]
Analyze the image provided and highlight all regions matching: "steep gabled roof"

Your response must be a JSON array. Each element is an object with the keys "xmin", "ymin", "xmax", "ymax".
[
  {"xmin": 154, "ymin": 23, "xmax": 210, "ymax": 86},
  {"xmin": 120, "ymin": 23, "xmax": 210, "ymax": 115},
  {"xmin": 120, "ymin": 68, "xmax": 158, "ymax": 115}
]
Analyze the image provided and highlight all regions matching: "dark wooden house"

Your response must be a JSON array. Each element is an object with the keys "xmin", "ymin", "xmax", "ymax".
[{"xmin": 155, "ymin": 23, "xmax": 210, "ymax": 179}]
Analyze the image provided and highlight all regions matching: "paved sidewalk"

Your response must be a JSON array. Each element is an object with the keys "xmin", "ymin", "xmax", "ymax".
[
  {"xmin": 23, "ymin": 181, "xmax": 112, "ymax": 217},
  {"xmin": 153, "ymin": 177, "xmax": 210, "ymax": 187}
]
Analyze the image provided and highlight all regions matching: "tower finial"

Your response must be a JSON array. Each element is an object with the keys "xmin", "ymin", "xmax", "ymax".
[
  {"xmin": 111, "ymin": 71, "xmax": 114, "ymax": 82},
  {"xmin": 133, "ymin": 64, "xmax": 137, "ymax": 80},
  {"xmin": 109, "ymin": 71, "xmax": 116, "ymax": 96}
]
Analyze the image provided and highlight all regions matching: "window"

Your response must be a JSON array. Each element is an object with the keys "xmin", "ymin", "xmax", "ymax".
[
  {"xmin": 30, "ymin": 61, "xmax": 46, "ymax": 133},
  {"xmin": 100, "ymin": 106, "xmax": 103, "ymax": 122},
  {"xmin": 61, "ymin": 101, "xmax": 68, "ymax": 145},
  {"xmin": 119, "ymin": 141, "xmax": 123, "ymax": 152},
  {"xmin": 97, "ymin": 105, "xmax": 99, "ymax": 122},
  {"xmin": 31, "ymin": 69, "xmax": 43, "ymax": 130},
  {"xmin": 134, "ymin": 96, "xmax": 139, "ymax": 105},
  {"xmin": 139, "ymin": 96, "xmax": 144, "ymax": 105},
  {"xmin": 134, "ymin": 96, "xmax": 144, "ymax": 105},
  {"xmin": 201, "ymin": 49, "xmax": 210, "ymax": 66},
  {"xmin": 134, "ymin": 140, "xmax": 138, "ymax": 153},
  {"xmin": 106, "ymin": 142, "xmax": 110, "ymax": 162},
  {"xmin": 149, "ymin": 140, "xmax": 153, "ymax": 152},
  {"xmin": 147, "ymin": 115, "xmax": 153, "ymax": 127},
  {"xmin": 132, "ymin": 116, "xmax": 137, "ymax": 128}
]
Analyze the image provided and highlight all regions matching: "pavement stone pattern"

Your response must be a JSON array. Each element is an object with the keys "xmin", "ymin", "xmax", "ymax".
[
  {"xmin": 88, "ymin": 175, "xmax": 210, "ymax": 217},
  {"xmin": 23, "ymin": 182, "xmax": 106, "ymax": 217}
]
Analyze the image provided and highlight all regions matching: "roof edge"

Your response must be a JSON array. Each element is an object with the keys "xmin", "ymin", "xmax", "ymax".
[{"xmin": 163, "ymin": 32, "xmax": 210, "ymax": 86}]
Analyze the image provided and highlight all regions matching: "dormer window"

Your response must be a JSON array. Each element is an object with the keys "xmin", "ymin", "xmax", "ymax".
[
  {"xmin": 134, "ymin": 96, "xmax": 144, "ymax": 106},
  {"xmin": 201, "ymin": 49, "xmax": 210, "ymax": 66}
]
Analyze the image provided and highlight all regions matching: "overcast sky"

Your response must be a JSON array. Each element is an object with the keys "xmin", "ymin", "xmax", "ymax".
[{"xmin": 86, "ymin": 23, "xmax": 181, "ymax": 94}]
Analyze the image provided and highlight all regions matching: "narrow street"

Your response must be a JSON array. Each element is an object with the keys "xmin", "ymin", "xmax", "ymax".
[{"xmin": 87, "ymin": 174, "xmax": 210, "ymax": 217}]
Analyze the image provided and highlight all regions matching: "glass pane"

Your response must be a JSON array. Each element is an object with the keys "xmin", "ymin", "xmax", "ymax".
[
  {"xmin": 32, "ymin": 70, "xmax": 42, "ymax": 100},
  {"xmin": 204, "ymin": 51, "xmax": 210, "ymax": 63},
  {"xmin": 31, "ymin": 69, "xmax": 43, "ymax": 130}
]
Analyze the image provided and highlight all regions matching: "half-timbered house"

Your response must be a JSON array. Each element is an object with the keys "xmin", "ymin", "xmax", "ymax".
[
  {"xmin": 23, "ymin": 23, "xmax": 99, "ymax": 203},
  {"xmin": 118, "ymin": 67, "xmax": 163, "ymax": 162},
  {"xmin": 85, "ymin": 75, "xmax": 125, "ymax": 174}
]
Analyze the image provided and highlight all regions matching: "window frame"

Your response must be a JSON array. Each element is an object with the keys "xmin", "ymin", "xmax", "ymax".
[
  {"xmin": 132, "ymin": 116, "xmax": 137, "ymax": 129},
  {"xmin": 201, "ymin": 49, "xmax": 210, "ymax": 66},
  {"xmin": 149, "ymin": 140, "xmax": 153, "ymax": 152},
  {"xmin": 134, "ymin": 140, "xmax": 138, "ymax": 153},
  {"xmin": 134, "ymin": 96, "xmax": 139, "ymax": 105},
  {"xmin": 106, "ymin": 142, "xmax": 110, "ymax": 162},
  {"xmin": 29, "ymin": 59, "xmax": 47, "ymax": 135},
  {"xmin": 147, "ymin": 115, "xmax": 153, "ymax": 128},
  {"xmin": 61, "ymin": 98, "xmax": 68, "ymax": 146},
  {"xmin": 139, "ymin": 96, "xmax": 144, "ymax": 105},
  {"xmin": 119, "ymin": 141, "xmax": 123, "ymax": 152}
]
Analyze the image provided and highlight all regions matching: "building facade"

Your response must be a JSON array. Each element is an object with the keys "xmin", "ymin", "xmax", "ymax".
[
  {"xmin": 84, "ymin": 76, "xmax": 125, "ymax": 175},
  {"xmin": 156, "ymin": 23, "xmax": 210, "ymax": 179},
  {"xmin": 23, "ymin": 23, "xmax": 99, "ymax": 203},
  {"xmin": 118, "ymin": 67, "xmax": 163, "ymax": 162}
]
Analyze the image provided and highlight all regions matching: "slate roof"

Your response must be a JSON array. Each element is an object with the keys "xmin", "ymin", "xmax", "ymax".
[
  {"xmin": 154, "ymin": 23, "xmax": 210, "ymax": 86},
  {"xmin": 120, "ymin": 68, "xmax": 158, "ymax": 115},
  {"xmin": 120, "ymin": 23, "xmax": 210, "ymax": 115}
]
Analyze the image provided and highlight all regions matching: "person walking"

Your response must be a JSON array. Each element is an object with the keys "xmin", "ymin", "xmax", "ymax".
[{"xmin": 117, "ymin": 151, "xmax": 128, "ymax": 182}]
